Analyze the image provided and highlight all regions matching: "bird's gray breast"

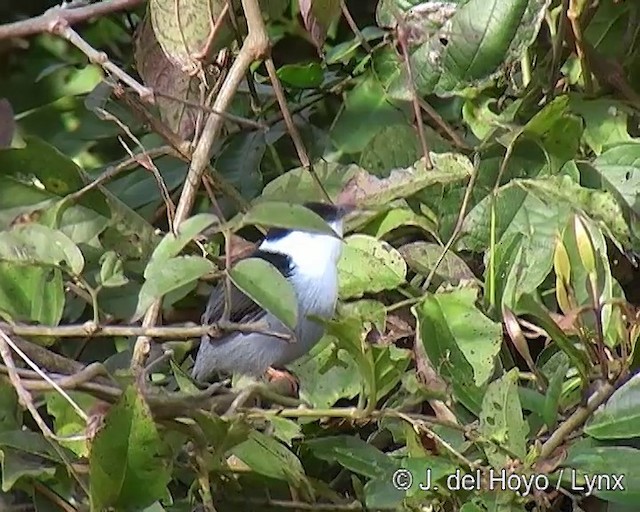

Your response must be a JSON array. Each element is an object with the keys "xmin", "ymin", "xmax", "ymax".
[{"xmin": 272, "ymin": 268, "xmax": 339, "ymax": 366}]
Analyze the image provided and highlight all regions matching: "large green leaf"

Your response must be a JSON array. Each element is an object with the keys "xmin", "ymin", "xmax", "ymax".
[
  {"xmin": 331, "ymin": 73, "xmax": 406, "ymax": 153},
  {"xmin": 375, "ymin": 0, "xmax": 550, "ymax": 98},
  {"xmin": 305, "ymin": 435, "xmax": 395, "ymax": 479},
  {"xmin": 585, "ymin": 374, "xmax": 640, "ymax": 439},
  {"xmin": 562, "ymin": 444, "xmax": 640, "ymax": 505},
  {"xmin": 90, "ymin": 386, "xmax": 172, "ymax": 511},
  {"xmin": 231, "ymin": 430, "xmax": 311, "ymax": 493},
  {"xmin": 242, "ymin": 201, "xmax": 337, "ymax": 235},
  {"xmin": 261, "ymin": 161, "xmax": 359, "ymax": 203},
  {"xmin": 229, "ymin": 257, "xmax": 298, "ymax": 330},
  {"xmin": 338, "ymin": 234, "xmax": 407, "ymax": 299},
  {"xmin": 134, "ymin": 255, "xmax": 214, "ymax": 320},
  {"xmin": 413, "ymin": 290, "xmax": 491, "ymax": 415},
  {"xmin": 290, "ymin": 337, "xmax": 362, "ymax": 408},
  {"xmin": 0, "ymin": 224, "xmax": 84, "ymax": 274},
  {"xmin": 0, "ymin": 263, "xmax": 64, "ymax": 326},
  {"xmin": 479, "ymin": 369, "xmax": 528, "ymax": 469},
  {"xmin": 588, "ymin": 143, "xmax": 640, "ymax": 218},
  {"xmin": 150, "ymin": 213, "xmax": 219, "ymax": 264}
]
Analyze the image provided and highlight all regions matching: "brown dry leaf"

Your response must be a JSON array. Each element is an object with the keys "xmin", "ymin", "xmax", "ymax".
[
  {"xmin": 337, "ymin": 153, "xmax": 472, "ymax": 207},
  {"xmin": 380, "ymin": 314, "xmax": 414, "ymax": 344},
  {"xmin": 299, "ymin": 0, "xmax": 342, "ymax": 50},
  {"xmin": 533, "ymin": 446, "xmax": 567, "ymax": 474},
  {"xmin": 414, "ymin": 330, "xmax": 448, "ymax": 396},
  {"xmin": 134, "ymin": 14, "xmax": 201, "ymax": 138},
  {"xmin": 225, "ymin": 235, "xmax": 258, "ymax": 266},
  {"xmin": 0, "ymin": 98, "xmax": 15, "ymax": 148},
  {"xmin": 149, "ymin": 0, "xmax": 236, "ymax": 72},
  {"xmin": 549, "ymin": 310, "xmax": 580, "ymax": 335}
]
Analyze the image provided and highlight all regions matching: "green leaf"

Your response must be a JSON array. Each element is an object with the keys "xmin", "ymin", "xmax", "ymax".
[
  {"xmin": 215, "ymin": 131, "xmax": 265, "ymax": 198},
  {"xmin": 243, "ymin": 201, "xmax": 337, "ymax": 235},
  {"xmin": 0, "ymin": 263, "xmax": 64, "ymax": 328},
  {"xmin": 0, "ymin": 137, "xmax": 158, "ymax": 257},
  {"xmin": 299, "ymin": 0, "xmax": 342, "ymax": 48},
  {"xmin": 331, "ymin": 73, "xmax": 405, "ymax": 153},
  {"xmin": 479, "ymin": 369, "xmax": 528, "ymax": 469},
  {"xmin": 362, "ymin": 207, "xmax": 438, "ymax": 239},
  {"xmin": 305, "ymin": 435, "xmax": 395, "ymax": 479},
  {"xmin": 338, "ymin": 234, "xmax": 407, "ymax": 299},
  {"xmin": 150, "ymin": 213, "xmax": 219, "ymax": 264},
  {"xmin": 570, "ymin": 97, "xmax": 638, "ymax": 155},
  {"xmin": 229, "ymin": 257, "xmax": 298, "ymax": 330},
  {"xmin": 231, "ymin": 430, "xmax": 311, "ymax": 492},
  {"xmin": 399, "ymin": 241, "xmax": 475, "ymax": 286},
  {"xmin": 269, "ymin": 417, "xmax": 302, "ymax": 446},
  {"xmin": 0, "ymin": 446, "xmax": 57, "ymax": 492},
  {"xmin": 516, "ymin": 294, "xmax": 589, "ymax": 382},
  {"xmin": 90, "ymin": 386, "xmax": 171, "ymax": 511},
  {"xmin": 543, "ymin": 359, "xmax": 569, "ymax": 430},
  {"xmin": 359, "ymin": 124, "xmax": 447, "ymax": 176},
  {"xmin": 0, "ymin": 223, "xmax": 84, "ymax": 274},
  {"xmin": 375, "ymin": 0, "xmax": 549, "ymax": 97},
  {"xmin": 149, "ymin": 0, "xmax": 234, "ymax": 71},
  {"xmin": 134, "ymin": 255, "xmax": 214, "ymax": 321},
  {"xmin": 261, "ymin": 161, "xmax": 359, "ymax": 203},
  {"xmin": 425, "ymin": 288, "xmax": 500, "ymax": 389},
  {"xmin": 562, "ymin": 444, "xmax": 640, "ymax": 505},
  {"xmin": 585, "ymin": 374, "xmax": 640, "ymax": 439},
  {"xmin": 46, "ymin": 392, "xmax": 96, "ymax": 457},
  {"xmin": 277, "ymin": 62, "xmax": 324, "ymax": 88},
  {"xmin": 413, "ymin": 292, "xmax": 487, "ymax": 415},
  {"xmin": 0, "ymin": 382, "xmax": 20, "ymax": 434},
  {"xmin": 98, "ymin": 251, "xmax": 129, "ymax": 288},
  {"xmin": 588, "ymin": 143, "xmax": 640, "ymax": 218},
  {"xmin": 372, "ymin": 345, "xmax": 412, "ymax": 400},
  {"xmin": 325, "ymin": 315, "xmax": 377, "ymax": 407},
  {"xmin": 0, "ymin": 430, "xmax": 73, "ymax": 464},
  {"xmin": 291, "ymin": 338, "xmax": 361, "ymax": 408}
]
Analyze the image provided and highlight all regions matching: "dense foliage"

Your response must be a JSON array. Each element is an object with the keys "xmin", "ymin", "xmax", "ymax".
[{"xmin": 1, "ymin": 0, "xmax": 640, "ymax": 511}]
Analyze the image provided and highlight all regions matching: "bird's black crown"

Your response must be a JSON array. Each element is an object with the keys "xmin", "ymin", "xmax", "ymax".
[
  {"xmin": 303, "ymin": 201, "xmax": 352, "ymax": 222},
  {"xmin": 263, "ymin": 201, "xmax": 353, "ymax": 242}
]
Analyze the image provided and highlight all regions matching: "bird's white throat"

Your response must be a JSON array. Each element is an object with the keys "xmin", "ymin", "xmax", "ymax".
[{"xmin": 259, "ymin": 221, "xmax": 344, "ymax": 279}]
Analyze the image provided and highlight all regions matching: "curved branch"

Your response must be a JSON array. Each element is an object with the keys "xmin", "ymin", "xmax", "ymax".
[{"xmin": 0, "ymin": 0, "xmax": 145, "ymax": 40}]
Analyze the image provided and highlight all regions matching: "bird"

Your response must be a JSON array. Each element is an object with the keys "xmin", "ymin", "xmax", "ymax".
[{"xmin": 191, "ymin": 201, "xmax": 352, "ymax": 387}]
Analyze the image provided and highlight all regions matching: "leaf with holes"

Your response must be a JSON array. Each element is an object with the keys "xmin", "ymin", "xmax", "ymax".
[
  {"xmin": 338, "ymin": 234, "xmax": 407, "ymax": 299},
  {"xmin": 479, "ymin": 369, "xmax": 528, "ymax": 469}
]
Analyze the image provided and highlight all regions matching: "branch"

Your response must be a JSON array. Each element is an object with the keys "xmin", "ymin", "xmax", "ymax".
[
  {"xmin": 3, "ymin": 320, "xmax": 292, "ymax": 340},
  {"xmin": 0, "ymin": 0, "xmax": 145, "ymax": 40}
]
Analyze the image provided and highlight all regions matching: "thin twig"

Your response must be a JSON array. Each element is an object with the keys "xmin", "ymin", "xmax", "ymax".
[
  {"xmin": 3, "ymin": 320, "xmax": 292, "ymax": 340},
  {"xmin": 97, "ymin": 107, "xmax": 177, "ymax": 232},
  {"xmin": 340, "ymin": 0, "xmax": 372, "ymax": 53},
  {"xmin": 50, "ymin": 23, "xmax": 152, "ymax": 102},
  {"xmin": 567, "ymin": 0, "xmax": 593, "ymax": 94},
  {"xmin": 264, "ymin": 58, "xmax": 331, "ymax": 201},
  {"xmin": 0, "ymin": 0, "xmax": 144, "ymax": 40},
  {"xmin": 153, "ymin": 90, "xmax": 266, "ymax": 130},
  {"xmin": 396, "ymin": 22, "xmax": 433, "ymax": 169},
  {"xmin": 65, "ymin": 146, "xmax": 172, "ymax": 204},
  {"xmin": 0, "ymin": 328, "xmax": 58, "ymax": 439},
  {"xmin": 418, "ymin": 98, "xmax": 470, "ymax": 150}
]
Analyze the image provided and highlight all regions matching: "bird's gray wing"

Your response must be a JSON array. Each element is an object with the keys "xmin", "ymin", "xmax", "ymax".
[{"xmin": 201, "ymin": 279, "xmax": 267, "ymax": 325}]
